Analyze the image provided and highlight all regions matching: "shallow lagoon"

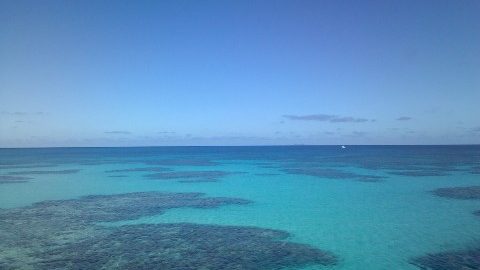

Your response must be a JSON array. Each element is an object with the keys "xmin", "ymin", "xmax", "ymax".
[{"xmin": 1, "ymin": 146, "xmax": 479, "ymax": 269}]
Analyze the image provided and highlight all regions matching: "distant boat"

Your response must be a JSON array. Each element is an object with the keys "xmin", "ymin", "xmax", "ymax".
[{"xmin": 341, "ymin": 145, "xmax": 346, "ymax": 149}]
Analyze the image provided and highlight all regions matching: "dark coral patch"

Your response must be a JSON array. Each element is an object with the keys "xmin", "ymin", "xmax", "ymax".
[
  {"xmin": 255, "ymin": 173, "xmax": 280, "ymax": 176},
  {"xmin": 410, "ymin": 248, "xmax": 480, "ymax": 270},
  {"xmin": 105, "ymin": 167, "xmax": 170, "ymax": 173},
  {"xmin": 389, "ymin": 170, "xmax": 449, "ymax": 177},
  {"xmin": 34, "ymin": 223, "xmax": 336, "ymax": 270},
  {"xmin": 9, "ymin": 192, "xmax": 251, "ymax": 224},
  {"xmin": 78, "ymin": 160, "xmax": 135, "ymax": 166},
  {"xmin": 0, "ymin": 192, "xmax": 252, "ymax": 267},
  {"xmin": 144, "ymin": 170, "xmax": 235, "ymax": 182},
  {"xmin": 145, "ymin": 159, "xmax": 219, "ymax": 166},
  {"xmin": 284, "ymin": 168, "xmax": 385, "ymax": 182},
  {"xmin": 178, "ymin": 178, "xmax": 218, "ymax": 183},
  {"xmin": 259, "ymin": 165, "xmax": 282, "ymax": 169},
  {"xmin": 0, "ymin": 164, "xmax": 57, "ymax": 170},
  {"xmin": 356, "ymin": 175, "xmax": 387, "ymax": 182},
  {"xmin": 107, "ymin": 175, "xmax": 128, "ymax": 178},
  {"xmin": 319, "ymin": 150, "xmax": 470, "ymax": 174},
  {"xmin": 431, "ymin": 186, "xmax": 480, "ymax": 200},
  {"xmin": 0, "ymin": 192, "xmax": 337, "ymax": 270},
  {"xmin": 0, "ymin": 175, "xmax": 32, "ymax": 184},
  {"xmin": 470, "ymin": 166, "xmax": 480, "ymax": 175},
  {"xmin": 8, "ymin": 169, "xmax": 80, "ymax": 175},
  {"xmin": 256, "ymin": 162, "xmax": 282, "ymax": 169},
  {"xmin": 284, "ymin": 168, "xmax": 357, "ymax": 179}
]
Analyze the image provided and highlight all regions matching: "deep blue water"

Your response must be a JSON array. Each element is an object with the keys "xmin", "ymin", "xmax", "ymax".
[{"xmin": 1, "ymin": 146, "xmax": 479, "ymax": 269}]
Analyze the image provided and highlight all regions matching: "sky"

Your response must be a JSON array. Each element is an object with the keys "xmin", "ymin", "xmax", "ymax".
[{"xmin": 0, "ymin": 0, "xmax": 479, "ymax": 147}]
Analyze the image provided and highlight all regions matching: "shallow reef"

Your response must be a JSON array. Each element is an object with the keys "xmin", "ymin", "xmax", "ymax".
[
  {"xmin": 144, "ymin": 159, "xmax": 219, "ymax": 166},
  {"xmin": 256, "ymin": 162, "xmax": 282, "ymax": 169},
  {"xmin": 283, "ymin": 168, "xmax": 385, "ymax": 182},
  {"xmin": 471, "ymin": 166, "xmax": 480, "ymax": 175},
  {"xmin": 144, "ymin": 170, "xmax": 236, "ymax": 182},
  {"xmin": 78, "ymin": 160, "xmax": 136, "ymax": 166},
  {"xmin": 431, "ymin": 186, "xmax": 480, "ymax": 200},
  {"xmin": 255, "ymin": 173, "xmax": 281, "ymax": 176},
  {"xmin": 356, "ymin": 175, "xmax": 387, "ymax": 182},
  {"xmin": 0, "ymin": 192, "xmax": 251, "ymax": 224},
  {"xmin": 7, "ymin": 169, "xmax": 80, "ymax": 175},
  {"xmin": 0, "ymin": 175, "xmax": 32, "ymax": 184},
  {"xmin": 0, "ymin": 164, "xmax": 57, "ymax": 170},
  {"xmin": 283, "ymin": 155, "xmax": 459, "ymax": 178},
  {"xmin": 34, "ymin": 223, "xmax": 336, "ymax": 270},
  {"xmin": 325, "ymin": 152, "xmax": 472, "ymax": 171},
  {"xmin": 389, "ymin": 170, "xmax": 449, "ymax": 177},
  {"xmin": 0, "ymin": 191, "xmax": 336, "ymax": 270},
  {"xmin": 105, "ymin": 167, "xmax": 170, "ymax": 173},
  {"xmin": 410, "ymin": 247, "xmax": 480, "ymax": 270}
]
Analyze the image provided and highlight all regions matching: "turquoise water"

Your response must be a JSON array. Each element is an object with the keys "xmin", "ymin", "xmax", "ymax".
[{"xmin": 1, "ymin": 146, "xmax": 480, "ymax": 269}]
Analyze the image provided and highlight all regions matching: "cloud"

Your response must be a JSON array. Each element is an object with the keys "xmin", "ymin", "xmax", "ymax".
[
  {"xmin": 471, "ymin": 127, "xmax": 480, "ymax": 133},
  {"xmin": 338, "ymin": 131, "xmax": 368, "ymax": 138},
  {"xmin": 396, "ymin": 116, "xmax": 412, "ymax": 121},
  {"xmin": 351, "ymin": 131, "xmax": 367, "ymax": 136},
  {"xmin": 1, "ymin": 111, "xmax": 45, "ymax": 116},
  {"xmin": 283, "ymin": 114, "xmax": 371, "ymax": 123},
  {"xmin": 330, "ymin": 116, "xmax": 369, "ymax": 123},
  {"xmin": 283, "ymin": 114, "xmax": 333, "ymax": 121},
  {"xmin": 157, "ymin": 131, "xmax": 176, "ymax": 134},
  {"xmin": 104, "ymin": 131, "xmax": 131, "ymax": 135}
]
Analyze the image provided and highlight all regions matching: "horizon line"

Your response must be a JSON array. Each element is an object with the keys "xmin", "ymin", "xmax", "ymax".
[{"xmin": 1, "ymin": 144, "xmax": 479, "ymax": 149}]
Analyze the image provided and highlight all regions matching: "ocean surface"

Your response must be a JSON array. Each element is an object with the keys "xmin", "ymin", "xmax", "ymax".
[{"xmin": 1, "ymin": 146, "xmax": 479, "ymax": 270}]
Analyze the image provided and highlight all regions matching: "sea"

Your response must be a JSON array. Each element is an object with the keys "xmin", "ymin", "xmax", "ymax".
[{"xmin": 1, "ymin": 146, "xmax": 479, "ymax": 270}]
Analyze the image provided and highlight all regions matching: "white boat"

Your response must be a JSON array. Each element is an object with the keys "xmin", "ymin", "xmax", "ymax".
[{"xmin": 341, "ymin": 145, "xmax": 346, "ymax": 149}]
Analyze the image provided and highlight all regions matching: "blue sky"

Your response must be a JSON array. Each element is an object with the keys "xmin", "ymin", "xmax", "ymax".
[{"xmin": 1, "ymin": 0, "xmax": 479, "ymax": 147}]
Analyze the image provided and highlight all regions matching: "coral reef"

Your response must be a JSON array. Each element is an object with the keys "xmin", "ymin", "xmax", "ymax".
[
  {"xmin": 145, "ymin": 159, "xmax": 219, "ymax": 166},
  {"xmin": 389, "ymin": 170, "xmax": 449, "ymax": 177},
  {"xmin": 411, "ymin": 248, "xmax": 480, "ymax": 270},
  {"xmin": 0, "ymin": 175, "xmax": 32, "ymax": 184},
  {"xmin": 283, "ymin": 168, "xmax": 385, "ymax": 182},
  {"xmin": 431, "ymin": 186, "xmax": 480, "ymax": 200},
  {"xmin": 33, "ymin": 223, "xmax": 336, "ymax": 270},
  {"xmin": 8, "ymin": 169, "xmax": 80, "ymax": 175},
  {"xmin": 105, "ymin": 167, "xmax": 170, "ymax": 173},
  {"xmin": 144, "ymin": 170, "xmax": 235, "ymax": 182},
  {"xmin": 0, "ymin": 192, "xmax": 336, "ymax": 270}
]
